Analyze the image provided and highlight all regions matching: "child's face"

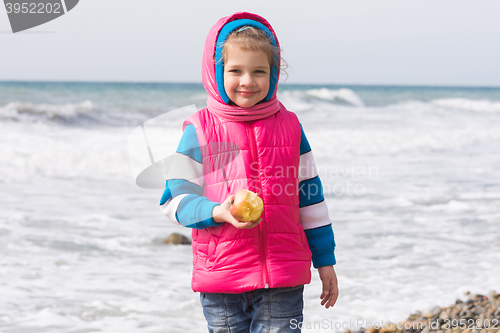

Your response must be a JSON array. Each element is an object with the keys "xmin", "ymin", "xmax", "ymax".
[{"xmin": 223, "ymin": 46, "xmax": 270, "ymax": 108}]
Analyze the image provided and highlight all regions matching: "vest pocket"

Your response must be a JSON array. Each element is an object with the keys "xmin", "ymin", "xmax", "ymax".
[
  {"xmin": 297, "ymin": 223, "xmax": 313, "ymax": 259},
  {"xmin": 297, "ymin": 223, "xmax": 308, "ymax": 247},
  {"xmin": 194, "ymin": 241, "xmax": 208, "ymax": 267},
  {"xmin": 206, "ymin": 234, "xmax": 220, "ymax": 271}
]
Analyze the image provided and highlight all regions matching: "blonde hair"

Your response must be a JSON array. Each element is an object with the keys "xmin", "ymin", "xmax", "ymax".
[{"xmin": 222, "ymin": 26, "xmax": 288, "ymax": 79}]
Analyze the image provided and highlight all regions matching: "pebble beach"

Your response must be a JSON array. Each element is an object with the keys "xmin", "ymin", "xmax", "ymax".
[{"xmin": 348, "ymin": 292, "xmax": 500, "ymax": 333}]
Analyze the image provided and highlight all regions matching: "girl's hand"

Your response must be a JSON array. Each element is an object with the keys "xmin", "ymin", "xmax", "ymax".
[
  {"xmin": 212, "ymin": 195, "xmax": 262, "ymax": 229},
  {"xmin": 318, "ymin": 265, "xmax": 339, "ymax": 309}
]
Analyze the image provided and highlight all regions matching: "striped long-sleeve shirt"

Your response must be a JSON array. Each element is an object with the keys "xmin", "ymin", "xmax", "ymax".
[{"xmin": 160, "ymin": 123, "xmax": 336, "ymax": 268}]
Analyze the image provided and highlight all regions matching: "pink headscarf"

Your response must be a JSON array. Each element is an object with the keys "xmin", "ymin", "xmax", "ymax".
[{"xmin": 202, "ymin": 12, "xmax": 282, "ymax": 122}]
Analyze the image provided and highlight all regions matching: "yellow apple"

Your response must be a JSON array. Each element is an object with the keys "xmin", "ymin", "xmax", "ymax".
[{"xmin": 230, "ymin": 189, "xmax": 264, "ymax": 222}]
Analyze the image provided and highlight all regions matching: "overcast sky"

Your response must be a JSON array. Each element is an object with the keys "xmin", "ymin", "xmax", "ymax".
[{"xmin": 1, "ymin": 0, "xmax": 499, "ymax": 86}]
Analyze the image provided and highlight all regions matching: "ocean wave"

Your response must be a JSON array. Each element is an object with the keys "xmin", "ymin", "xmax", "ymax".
[
  {"xmin": 0, "ymin": 100, "xmax": 155, "ymax": 127},
  {"xmin": 431, "ymin": 98, "xmax": 500, "ymax": 113},
  {"xmin": 0, "ymin": 100, "xmax": 99, "ymax": 124},
  {"xmin": 305, "ymin": 88, "xmax": 365, "ymax": 107},
  {"xmin": 280, "ymin": 88, "xmax": 365, "ymax": 108}
]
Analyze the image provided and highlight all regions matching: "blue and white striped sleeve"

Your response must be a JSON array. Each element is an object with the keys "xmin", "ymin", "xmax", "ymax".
[
  {"xmin": 159, "ymin": 124, "xmax": 222, "ymax": 229},
  {"xmin": 298, "ymin": 123, "xmax": 336, "ymax": 268}
]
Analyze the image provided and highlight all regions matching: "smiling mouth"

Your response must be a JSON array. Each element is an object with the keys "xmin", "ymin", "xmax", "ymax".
[{"xmin": 237, "ymin": 91, "xmax": 259, "ymax": 97}]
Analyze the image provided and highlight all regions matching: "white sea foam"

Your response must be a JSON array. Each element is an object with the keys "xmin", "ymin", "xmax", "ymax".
[
  {"xmin": 0, "ymin": 121, "xmax": 182, "ymax": 183},
  {"xmin": 1, "ymin": 83, "xmax": 500, "ymax": 333},
  {"xmin": 431, "ymin": 98, "xmax": 500, "ymax": 113}
]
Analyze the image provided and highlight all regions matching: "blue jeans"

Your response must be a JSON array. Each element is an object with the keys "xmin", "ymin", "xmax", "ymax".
[{"xmin": 200, "ymin": 285, "xmax": 304, "ymax": 333}]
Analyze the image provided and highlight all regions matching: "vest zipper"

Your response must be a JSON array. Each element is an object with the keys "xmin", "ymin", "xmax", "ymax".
[{"xmin": 246, "ymin": 122, "xmax": 270, "ymax": 289}]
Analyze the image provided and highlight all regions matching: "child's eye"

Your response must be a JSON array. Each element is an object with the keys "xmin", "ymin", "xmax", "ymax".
[
  {"xmin": 228, "ymin": 69, "xmax": 240, "ymax": 73},
  {"xmin": 255, "ymin": 70, "xmax": 266, "ymax": 74}
]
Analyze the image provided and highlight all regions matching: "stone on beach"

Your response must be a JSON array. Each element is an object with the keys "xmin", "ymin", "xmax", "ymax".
[{"xmin": 163, "ymin": 233, "xmax": 191, "ymax": 245}]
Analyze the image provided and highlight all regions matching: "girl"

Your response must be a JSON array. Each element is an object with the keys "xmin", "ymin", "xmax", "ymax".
[{"xmin": 160, "ymin": 12, "xmax": 338, "ymax": 332}]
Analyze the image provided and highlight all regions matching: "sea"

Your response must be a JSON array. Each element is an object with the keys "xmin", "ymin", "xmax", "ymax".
[{"xmin": 1, "ymin": 81, "xmax": 499, "ymax": 333}]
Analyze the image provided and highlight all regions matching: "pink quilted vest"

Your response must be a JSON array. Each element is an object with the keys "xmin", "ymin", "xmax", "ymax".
[
  {"xmin": 182, "ymin": 12, "xmax": 312, "ymax": 293},
  {"xmin": 183, "ymin": 107, "xmax": 312, "ymax": 293}
]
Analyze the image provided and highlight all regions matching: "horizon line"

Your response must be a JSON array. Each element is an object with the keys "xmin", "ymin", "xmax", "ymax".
[{"xmin": 0, "ymin": 79, "xmax": 499, "ymax": 89}]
